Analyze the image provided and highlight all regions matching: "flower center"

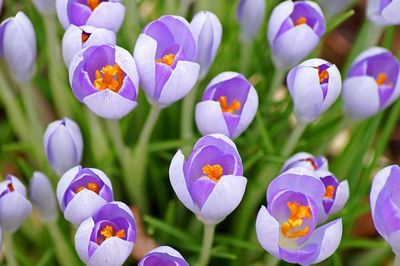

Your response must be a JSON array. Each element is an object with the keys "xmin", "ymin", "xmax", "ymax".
[
  {"xmin": 324, "ymin": 185, "xmax": 335, "ymax": 199},
  {"xmin": 281, "ymin": 202, "xmax": 311, "ymax": 239},
  {"xmin": 7, "ymin": 183, "xmax": 14, "ymax": 192},
  {"xmin": 315, "ymin": 67, "xmax": 329, "ymax": 84},
  {"xmin": 306, "ymin": 158, "xmax": 318, "ymax": 170},
  {"xmin": 87, "ymin": 0, "xmax": 101, "ymax": 11},
  {"xmin": 218, "ymin": 96, "xmax": 241, "ymax": 114},
  {"xmin": 75, "ymin": 182, "xmax": 99, "ymax": 194},
  {"xmin": 295, "ymin": 17, "xmax": 307, "ymax": 26},
  {"xmin": 202, "ymin": 164, "xmax": 223, "ymax": 182},
  {"xmin": 94, "ymin": 64, "xmax": 124, "ymax": 92},
  {"xmin": 98, "ymin": 225, "xmax": 126, "ymax": 244},
  {"xmin": 156, "ymin": 53, "xmax": 175, "ymax": 66},
  {"xmin": 81, "ymin": 32, "xmax": 91, "ymax": 44},
  {"xmin": 376, "ymin": 73, "xmax": 393, "ymax": 87}
]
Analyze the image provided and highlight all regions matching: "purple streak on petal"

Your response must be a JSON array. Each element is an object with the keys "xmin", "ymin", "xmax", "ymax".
[
  {"xmin": 82, "ymin": 45, "xmax": 116, "ymax": 82},
  {"xmin": 190, "ymin": 177, "xmax": 216, "ymax": 208},
  {"xmin": 381, "ymin": 0, "xmax": 392, "ymax": 10},
  {"xmin": 0, "ymin": 19, "xmax": 11, "ymax": 57},
  {"xmin": 141, "ymin": 252, "xmax": 189, "ymax": 266},
  {"xmin": 67, "ymin": 1, "xmax": 91, "ymax": 26},
  {"xmin": 279, "ymin": 243, "xmax": 319, "ymax": 265},
  {"xmin": 275, "ymin": 18, "xmax": 294, "ymax": 40},
  {"xmin": 223, "ymin": 113, "xmax": 241, "ymax": 137},
  {"xmin": 154, "ymin": 63, "xmax": 173, "ymax": 99},
  {"xmin": 118, "ymin": 76, "xmax": 137, "ymax": 101}
]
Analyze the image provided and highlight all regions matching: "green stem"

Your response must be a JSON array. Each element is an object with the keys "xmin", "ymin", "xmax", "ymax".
[
  {"xmin": 129, "ymin": 105, "xmax": 161, "ymax": 211},
  {"xmin": 282, "ymin": 122, "xmax": 307, "ymax": 157},
  {"xmin": 122, "ymin": 0, "xmax": 140, "ymax": 48},
  {"xmin": 3, "ymin": 233, "xmax": 18, "ymax": 266},
  {"xmin": 240, "ymin": 41, "xmax": 252, "ymax": 74},
  {"xmin": 86, "ymin": 110, "xmax": 109, "ymax": 166},
  {"xmin": 21, "ymin": 82, "xmax": 43, "ymax": 143},
  {"xmin": 106, "ymin": 120, "xmax": 128, "ymax": 167},
  {"xmin": 267, "ymin": 68, "xmax": 285, "ymax": 102},
  {"xmin": 180, "ymin": 84, "xmax": 198, "ymax": 155},
  {"xmin": 197, "ymin": 224, "xmax": 215, "ymax": 266},
  {"xmin": 44, "ymin": 15, "xmax": 73, "ymax": 117},
  {"xmin": 394, "ymin": 255, "xmax": 400, "ymax": 266},
  {"xmin": 47, "ymin": 221, "xmax": 80, "ymax": 266},
  {"xmin": 178, "ymin": 0, "xmax": 191, "ymax": 16}
]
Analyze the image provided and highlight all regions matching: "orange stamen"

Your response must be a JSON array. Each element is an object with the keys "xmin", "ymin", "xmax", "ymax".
[
  {"xmin": 99, "ymin": 225, "xmax": 126, "ymax": 243},
  {"xmin": 7, "ymin": 183, "xmax": 14, "ymax": 192},
  {"xmin": 295, "ymin": 17, "xmax": 307, "ymax": 26},
  {"xmin": 94, "ymin": 64, "xmax": 124, "ymax": 93},
  {"xmin": 81, "ymin": 32, "xmax": 90, "ymax": 43},
  {"xmin": 306, "ymin": 158, "xmax": 318, "ymax": 170},
  {"xmin": 202, "ymin": 164, "xmax": 223, "ymax": 182},
  {"xmin": 324, "ymin": 185, "xmax": 335, "ymax": 199},
  {"xmin": 281, "ymin": 202, "xmax": 311, "ymax": 238},
  {"xmin": 376, "ymin": 73, "xmax": 393, "ymax": 87},
  {"xmin": 218, "ymin": 96, "xmax": 241, "ymax": 114},
  {"xmin": 87, "ymin": 0, "xmax": 100, "ymax": 11},
  {"xmin": 156, "ymin": 53, "xmax": 175, "ymax": 66},
  {"xmin": 75, "ymin": 183, "xmax": 100, "ymax": 194}
]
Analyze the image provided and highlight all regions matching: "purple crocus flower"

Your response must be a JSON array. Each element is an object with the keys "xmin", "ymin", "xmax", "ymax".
[
  {"xmin": 256, "ymin": 168, "xmax": 343, "ymax": 265},
  {"xmin": 30, "ymin": 172, "xmax": 58, "ymax": 223},
  {"xmin": 33, "ymin": 0, "xmax": 56, "ymax": 16},
  {"xmin": 315, "ymin": 0, "xmax": 353, "ymax": 17},
  {"xmin": 0, "ymin": 12, "xmax": 36, "ymax": 82},
  {"xmin": 169, "ymin": 134, "xmax": 247, "ymax": 224},
  {"xmin": 134, "ymin": 15, "xmax": 200, "ymax": 107},
  {"xmin": 342, "ymin": 47, "xmax": 400, "ymax": 120},
  {"xmin": 44, "ymin": 117, "xmax": 83, "ymax": 176},
  {"xmin": 75, "ymin": 201, "xmax": 136, "ymax": 266},
  {"xmin": 0, "ymin": 175, "xmax": 32, "ymax": 232},
  {"xmin": 69, "ymin": 44, "xmax": 139, "ymax": 120},
  {"xmin": 367, "ymin": 0, "xmax": 400, "ymax": 26},
  {"xmin": 287, "ymin": 58, "xmax": 342, "ymax": 123},
  {"xmin": 62, "ymin": 24, "xmax": 116, "ymax": 67},
  {"xmin": 195, "ymin": 72, "xmax": 259, "ymax": 138},
  {"xmin": 191, "ymin": 11, "xmax": 222, "ymax": 80},
  {"xmin": 237, "ymin": 0, "xmax": 266, "ymax": 41},
  {"xmin": 268, "ymin": 1, "xmax": 326, "ymax": 69},
  {"xmin": 138, "ymin": 246, "xmax": 189, "ymax": 266},
  {"xmin": 56, "ymin": 0, "xmax": 125, "ymax": 32},
  {"xmin": 56, "ymin": 166, "xmax": 113, "ymax": 225},
  {"xmin": 281, "ymin": 152, "xmax": 328, "ymax": 173},
  {"xmin": 370, "ymin": 165, "xmax": 400, "ymax": 254}
]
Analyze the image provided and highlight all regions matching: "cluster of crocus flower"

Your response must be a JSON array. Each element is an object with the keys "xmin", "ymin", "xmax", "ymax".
[
  {"xmin": 256, "ymin": 152, "xmax": 349, "ymax": 265},
  {"xmin": 367, "ymin": 0, "xmax": 400, "ymax": 26}
]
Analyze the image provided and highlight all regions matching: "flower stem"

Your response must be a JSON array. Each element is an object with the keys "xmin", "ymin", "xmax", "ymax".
[
  {"xmin": 282, "ymin": 122, "xmax": 307, "ymax": 157},
  {"xmin": 180, "ymin": 84, "xmax": 198, "ymax": 155},
  {"xmin": 267, "ymin": 68, "xmax": 286, "ymax": 102},
  {"xmin": 240, "ymin": 40, "xmax": 252, "ymax": 74},
  {"xmin": 394, "ymin": 255, "xmax": 400, "ymax": 266},
  {"xmin": 47, "ymin": 221, "xmax": 80, "ymax": 266},
  {"xmin": 197, "ymin": 224, "xmax": 215, "ymax": 266},
  {"xmin": 3, "ymin": 233, "xmax": 18, "ymax": 266},
  {"xmin": 106, "ymin": 120, "xmax": 128, "ymax": 167},
  {"xmin": 21, "ymin": 82, "xmax": 43, "ymax": 142}
]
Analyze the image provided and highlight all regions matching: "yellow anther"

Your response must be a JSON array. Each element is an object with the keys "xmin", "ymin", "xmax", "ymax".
[
  {"xmin": 98, "ymin": 225, "xmax": 126, "ymax": 244},
  {"xmin": 376, "ymin": 73, "xmax": 393, "ymax": 87},
  {"xmin": 324, "ymin": 185, "xmax": 335, "ymax": 199},
  {"xmin": 295, "ymin": 17, "xmax": 307, "ymax": 26},
  {"xmin": 281, "ymin": 202, "xmax": 311, "ymax": 238},
  {"xmin": 306, "ymin": 158, "xmax": 318, "ymax": 170},
  {"xmin": 202, "ymin": 164, "xmax": 223, "ymax": 182},
  {"xmin": 87, "ymin": 0, "xmax": 100, "ymax": 11},
  {"xmin": 75, "ymin": 183, "xmax": 100, "ymax": 194},
  {"xmin": 81, "ymin": 32, "xmax": 90, "ymax": 43},
  {"xmin": 94, "ymin": 64, "xmax": 124, "ymax": 92},
  {"xmin": 218, "ymin": 96, "xmax": 241, "ymax": 114},
  {"xmin": 156, "ymin": 53, "xmax": 175, "ymax": 66}
]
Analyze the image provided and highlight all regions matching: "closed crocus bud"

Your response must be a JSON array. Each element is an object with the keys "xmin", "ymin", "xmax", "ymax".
[
  {"xmin": 62, "ymin": 25, "xmax": 116, "ymax": 67},
  {"xmin": 237, "ymin": 0, "xmax": 266, "ymax": 41},
  {"xmin": 287, "ymin": 58, "xmax": 342, "ymax": 123},
  {"xmin": 30, "ymin": 172, "xmax": 58, "ymax": 222},
  {"xmin": 69, "ymin": 44, "xmax": 139, "ymax": 119},
  {"xmin": 256, "ymin": 186, "xmax": 343, "ymax": 265},
  {"xmin": 195, "ymin": 72, "xmax": 258, "ymax": 138},
  {"xmin": 56, "ymin": 166, "xmax": 113, "ymax": 225},
  {"xmin": 134, "ymin": 15, "xmax": 200, "ymax": 107},
  {"xmin": 44, "ymin": 117, "xmax": 83, "ymax": 176},
  {"xmin": 0, "ymin": 175, "xmax": 32, "ymax": 232},
  {"xmin": 315, "ymin": 0, "xmax": 353, "ymax": 17},
  {"xmin": 370, "ymin": 165, "xmax": 400, "ymax": 254},
  {"xmin": 367, "ymin": 0, "xmax": 400, "ymax": 26},
  {"xmin": 343, "ymin": 47, "xmax": 400, "ymax": 120},
  {"xmin": 281, "ymin": 152, "xmax": 328, "ymax": 173},
  {"xmin": 139, "ymin": 246, "xmax": 189, "ymax": 266},
  {"xmin": 191, "ymin": 11, "xmax": 222, "ymax": 80},
  {"xmin": 75, "ymin": 201, "xmax": 136, "ymax": 266},
  {"xmin": 33, "ymin": 0, "xmax": 56, "ymax": 16},
  {"xmin": 169, "ymin": 134, "xmax": 247, "ymax": 224},
  {"xmin": 0, "ymin": 12, "xmax": 36, "ymax": 82},
  {"xmin": 268, "ymin": 1, "xmax": 325, "ymax": 69},
  {"xmin": 56, "ymin": 0, "xmax": 125, "ymax": 32}
]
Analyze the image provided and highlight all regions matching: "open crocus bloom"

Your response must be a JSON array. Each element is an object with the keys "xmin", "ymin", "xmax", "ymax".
[
  {"xmin": 195, "ymin": 72, "xmax": 258, "ymax": 138},
  {"xmin": 370, "ymin": 165, "xmax": 400, "ymax": 255},
  {"xmin": 138, "ymin": 246, "xmax": 189, "ymax": 266},
  {"xmin": 268, "ymin": 1, "xmax": 325, "ymax": 69},
  {"xmin": 281, "ymin": 152, "xmax": 328, "ymax": 173},
  {"xmin": 57, "ymin": 166, "xmax": 113, "ymax": 225},
  {"xmin": 75, "ymin": 201, "xmax": 136, "ymax": 266},
  {"xmin": 367, "ymin": 0, "xmax": 400, "ymax": 26},
  {"xmin": 0, "ymin": 175, "xmax": 32, "ymax": 232},
  {"xmin": 343, "ymin": 47, "xmax": 400, "ymax": 120},
  {"xmin": 287, "ymin": 58, "xmax": 342, "ymax": 123},
  {"xmin": 69, "ymin": 44, "xmax": 139, "ymax": 120},
  {"xmin": 169, "ymin": 134, "xmax": 247, "ymax": 224},
  {"xmin": 134, "ymin": 15, "xmax": 200, "ymax": 107},
  {"xmin": 56, "ymin": 0, "xmax": 125, "ymax": 32}
]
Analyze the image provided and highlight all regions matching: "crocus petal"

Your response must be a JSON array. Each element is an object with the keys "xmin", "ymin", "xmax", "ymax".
[
  {"xmin": 56, "ymin": 0, "xmax": 69, "ymax": 29},
  {"xmin": 87, "ymin": 237, "xmax": 134, "ymax": 266},
  {"xmin": 234, "ymin": 84, "xmax": 258, "ymax": 138},
  {"xmin": 321, "ymin": 64, "xmax": 342, "ymax": 112},
  {"xmin": 195, "ymin": 100, "xmax": 230, "ymax": 137},
  {"xmin": 206, "ymin": 71, "xmax": 240, "ymax": 89},
  {"xmin": 149, "ymin": 246, "xmax": 185, "ymax": 259},
  {"xmin": 75, "ymin": 217, "xmax": 94, "ymax": 262},
  {"xmin": 85, "ymin": 2, "xmax": 126, "ymax": 32},
  {"xmin": 328, "ymin": 180, "xmax": 349, "ymax": 215},
  {"xmin": 115, "ymin": 46, "xmax": 139, "ymax": 95},
  {"xmin": 388, "ymin": 229, "xmax": 400, "ymax": 255},
  {"xmin": 29, "ymin": 172, "xmax": 58, "ymax": 222},
  {"xmin": 381, "ymin": 0, "xmax": 400, "ymax": 25},
  {"xmin": 199, "ymin": 175, "xmax": 247, "ymax": 224},
  {"xmin": 237, "ymin": 0, "xmax": 266, "ymax": 41},
  {"xmin": 0, "ymin": 192, "xmax": 32, "ymax": 232},
  {"xmin": 255, "ymin": 206, "xmax": 281, "ymax": 258},
  {"xmin": 267, "ymin": 1, "xmax": 294, "ymax": 43}
]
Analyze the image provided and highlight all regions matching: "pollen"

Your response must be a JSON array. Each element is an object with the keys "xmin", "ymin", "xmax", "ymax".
[
  {"xmin": 7, "ymin": 183, "xmax": 14, "ymax": 192},
  {"xmin": 295, "ymin": 17, "xmax": 307, "ymax": 26},
  {"xmin": 306, "ymin": 158, "xmax": 318, "ymax": 170},
  {"xmin": 324, "ymin": 185, "xmax": 335, "ymax": 199},
  {"xmin": 94, "ymin": 64, "xmax": 124, "ymax": 92},
  {"xmin": 81, "ymin": 32, "xmax": 91, "ymax": 43},
  {"xmin": 99, "ymin": 225, "xmax": 126, "ymax": 243},
  {"xmin": 156, "ymin": 53, "xmax": 175, "ymax": 66},
  {"xmin": 314, "ymin": 66, "xmax": 329, "ymax": 84},
  {"xmin": 202, "ymin": 164, "xmax": 223, "ymax": 182},
  {"xmin": 281, "ymin": 201, "xmax": 311, "ymax": 239},
  {"xmin": 376, "ymin": 73, "xmax": 393, "ymax": 87},
  {"xmin": 87, "ymin": 0, "xmax": 101, "ymax": 11},
  {"xmin": 75, "ymin": 183, "xmax": 100, "ymax": 194},
  {"xmin": 218, "ymin": 96, "xmax": 241, "ymax": 114}
]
